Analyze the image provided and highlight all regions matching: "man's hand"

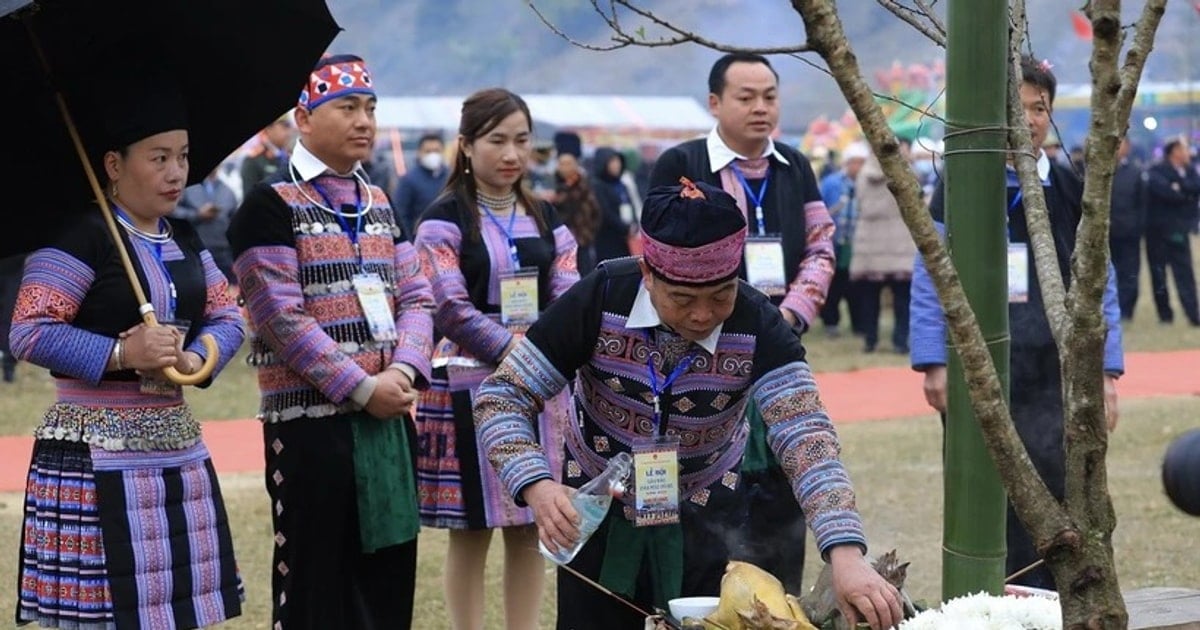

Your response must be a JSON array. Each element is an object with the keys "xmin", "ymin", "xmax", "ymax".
[
  {"xmin": 364, "ymin": 375, "xmax": 417, "ymax": 420},
  {"xmin": 780, "ymin": 307, "xmax": 798, "ymax": 327},
  {"xmin": 1104, "ymin": 374, "xmax": 1119, "ymax": 433},
  {"xmin": 381, "ymin": 367, "xmax": 415, "ymax": 392},
  {"xmin": 828, "ymin": 545, "xmax": 904, "ymax": 630},
  {"xmin": 521, "ymin": 479, "xmax": 580, "ymax": 555},
  {"xmin": 922, "ymin": 365, "xmax": 947, "ymax": 413}
]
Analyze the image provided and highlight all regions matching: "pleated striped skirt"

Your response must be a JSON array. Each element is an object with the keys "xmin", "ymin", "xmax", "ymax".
[{"xmin": 15, "ymin": 440, "xmax": 243, "ymax": 629}]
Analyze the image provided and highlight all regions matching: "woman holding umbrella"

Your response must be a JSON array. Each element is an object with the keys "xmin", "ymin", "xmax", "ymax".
[{"xmin": 10, "ymin": 80, "xmax": 246, "ymax": 629}]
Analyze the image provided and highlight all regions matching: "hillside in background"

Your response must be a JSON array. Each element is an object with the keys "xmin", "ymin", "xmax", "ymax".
[{"xmin": 323, "ymin": 0, "xmax": 1200, "ymax": 133}]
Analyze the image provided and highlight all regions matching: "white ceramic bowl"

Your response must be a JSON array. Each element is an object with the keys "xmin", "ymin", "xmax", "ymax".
[{"xmin": 668, "ymin": 596, "xmax": 720, "ymax": 620}]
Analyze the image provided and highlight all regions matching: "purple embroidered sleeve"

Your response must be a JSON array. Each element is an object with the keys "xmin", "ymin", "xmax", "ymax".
[
  {"xmin": 474, "ymin": 339, "xmax": 570, "ymax": 502},
  {"xmin": 234, "ymin": 244, "xmax": 372, "ymax": 404},
  {"xmin": 187, "ymin": 250, "xmax": 245, "ymax": 376},
  {"xmin": 415, "ymin": 219, "xmax": 513, "ymax": 364},
  {"xmin": 389, "ymin": 239, "xmax": 435, "ymax": 387},
  {"xmin": 550, "ymin": 224, "xmax": 580, "ymax": 300},
  {"xmin": 753, "ymin": 361, "xmax": 867, "ymax": 555},
  {"xmin": 9, "ymin": 249, "xmax": 116, "ymax": 384},
  {"xmin": 780, "ymin": 200, "xmax": 836, "ymax": 328}
]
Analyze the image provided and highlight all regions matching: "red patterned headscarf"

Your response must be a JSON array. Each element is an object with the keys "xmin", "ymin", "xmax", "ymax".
[
  {"xmin": 298, "ymin": 54, "xmax": 376, "ymax": 110},
  {"xmin": 640, "ymin": 178, "xmax": 747, "ymax": 286}
]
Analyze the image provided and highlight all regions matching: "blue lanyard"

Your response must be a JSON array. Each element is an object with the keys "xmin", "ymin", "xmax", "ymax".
[
  {"xmin": 1007, "ymin": 189, "xmax": 1024, "ymax": 241},
  {"xmin": 481, "ymin": 205, "xmax": 521, "ymax": 267},
  {"xmin": 732, "ymin": 165, "xmax": 770, "ymax": 236},
  {"xmin": 114, "ymin": 205, "xmax": 176, "ymax": 319},
  {"xmin": 309, "ymin": 178, "xmax": 366, "ymax": 267},
  {"xmin": 643, "ymin": 330, "xmax": 694, "ymax": 433}
]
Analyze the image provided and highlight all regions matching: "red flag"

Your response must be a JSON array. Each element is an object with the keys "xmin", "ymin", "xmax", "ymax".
[{"xmin": 1071, "ymin": 10, "xmax": 1093, "ymax": 40}]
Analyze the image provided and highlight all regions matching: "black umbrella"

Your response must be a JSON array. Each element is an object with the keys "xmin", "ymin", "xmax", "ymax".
[{"xmin": 1, "ymin": 0, "xmax": 340, "ymax": 383}]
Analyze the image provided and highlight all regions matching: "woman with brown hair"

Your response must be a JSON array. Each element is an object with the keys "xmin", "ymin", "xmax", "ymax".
[{"xmin": 413, "ymin": 88, "xmax": 579, "ymax": 629}]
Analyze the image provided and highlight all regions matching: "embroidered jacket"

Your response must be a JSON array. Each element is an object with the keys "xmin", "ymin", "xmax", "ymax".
[
  {"xmin": 415, "ymin": 196, "xmax": 578, "ymax": 364},
  {"xmin": 228, "ymin": 163, "xmax": 434, "ymax": 422},
  {"xmin": 473, "ymin": 258, "xmax": 866, "ymax": 555}
]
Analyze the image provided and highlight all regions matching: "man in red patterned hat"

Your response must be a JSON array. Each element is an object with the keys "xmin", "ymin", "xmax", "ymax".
[
  {"xmin": 228, "ymin": 53, "xmax": 434, "ymax": 629},
  {"xmin": 473, "ymin": 180, "xmax": 902, "ymax": 630},
  {"xmin": 648, "ymin": 53, "xmax": 840, "ymax": 595}
]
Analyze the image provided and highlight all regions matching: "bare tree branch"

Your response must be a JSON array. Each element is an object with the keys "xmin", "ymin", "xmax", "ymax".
[
  {"xmin": 913, "ymin": 0, "xmax": 947, "ymax": 37},
  {"xmin": 609, "ymin": 0, "xmax": 813, "ymax": 54},
  {"xmin": 527, "ymin": 1, "xmax": 630, "ymax": 51},
  {"xmin": 1006, "ymin": 0, "xmax": 1071, "ymax": 356},
  {"xmin": 530, "ymin": 0, "xmax": 947, "ymax": 125},
  {"xmin": 1064, "ymin": 0, "xmax": 1165, "ymax": 517},
  {"xmin": 876, "ymin": 0, "xmax": 947, "ymax": 47}
]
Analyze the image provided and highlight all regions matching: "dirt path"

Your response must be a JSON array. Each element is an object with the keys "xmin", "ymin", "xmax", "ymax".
[{"xmin": 1, "ymin": 349, "xmax": 1196, "ymax": 492}]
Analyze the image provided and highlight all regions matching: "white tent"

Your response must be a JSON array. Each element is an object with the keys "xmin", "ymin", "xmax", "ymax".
[{"xmin": 375, "ymin": 94, "xmax": 713, "ymax": 133}]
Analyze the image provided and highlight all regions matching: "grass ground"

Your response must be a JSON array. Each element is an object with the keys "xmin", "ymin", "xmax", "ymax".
[{"xmin": 2, "ymin": 397, "xmax": 1197, "ymax": 627}]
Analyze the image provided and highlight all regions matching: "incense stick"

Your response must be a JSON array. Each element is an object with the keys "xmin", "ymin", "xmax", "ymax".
[{"xmin": 558, "ymin": 563, "xmax": 655, "ymax": 619}]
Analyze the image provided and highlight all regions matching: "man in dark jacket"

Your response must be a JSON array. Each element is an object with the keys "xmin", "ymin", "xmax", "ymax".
[
  {"xmin": 240, "ymin": 115, "xmax": 293, "ymax": 199},
  {"xmin": 591, "ymin": 146, "xmax": 638, "ymax": 263},
  {"xmin": 1108, "ymin": 137, "xmax": 1147, "ymax": 320},
  {"xmin": 392, "ymin": 132, "xmax": 448, "ymax": 239},
  {"xmin": 1145, "ymin": 137, "xmax": 1200, "ymax": 326},
  {"xmin": 173, "ymin": 167, "xmax": 241, "ymax": 282}
]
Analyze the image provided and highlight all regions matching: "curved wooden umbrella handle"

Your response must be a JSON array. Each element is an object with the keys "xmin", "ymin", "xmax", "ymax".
[
  {"xmin": 140, "ymin": 310, "xmax": 219, "ymax": 386},
  {"xmin": 162, "ymin": 333, "xmax": 219, "ymax": 386}
]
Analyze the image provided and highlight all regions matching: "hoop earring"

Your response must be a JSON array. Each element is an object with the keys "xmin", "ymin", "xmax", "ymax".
[{"xmin": 110, "ymin": 183, "xmax": 120, "ymax": 200}]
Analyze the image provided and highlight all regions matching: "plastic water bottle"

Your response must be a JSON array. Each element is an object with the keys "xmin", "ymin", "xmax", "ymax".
[{"xmin": 539, "ymin": 451, "xmax": 633, "ymax": 565}]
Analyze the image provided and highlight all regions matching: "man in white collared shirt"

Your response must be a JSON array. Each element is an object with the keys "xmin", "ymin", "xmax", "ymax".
[
  {"xmin": 227, "ymin": 53, "xmax": 435, "ymax": 630},
  {"xmin": 474, "ymin": 180, "xmax": 902, "ymax": 630},
  {"xmin": 648, "ymin": 51, "xmax": 836, "ymax": 594}
]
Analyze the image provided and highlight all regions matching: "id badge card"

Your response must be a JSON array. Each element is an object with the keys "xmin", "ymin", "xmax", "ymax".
[
  {"xmin": 500, "ymin": 268, "xmax": 539, "ymax": 328},
  {"xmin": 352, "ymin": 273, "xmax": 398, "ymax": 342},
  {"xmin": 1007, "ymin": 243, "xmax": 1029, "ymax": 304},
  {"xmin": 632, "ymin": 435, "xmax": 681, "ymax": 527},
  {"xmin": 744, "ymin": 237, "xmax": 787, "ymax": 297}
]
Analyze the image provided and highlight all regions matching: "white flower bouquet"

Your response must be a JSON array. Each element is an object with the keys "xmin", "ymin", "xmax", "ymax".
[{"xmin": 897, "ymin": 591, "xmax": 1062, "ymax": 630}]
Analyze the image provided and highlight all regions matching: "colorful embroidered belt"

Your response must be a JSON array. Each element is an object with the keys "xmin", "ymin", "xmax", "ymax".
[{"xmin": 35, "ymin": 401, "xmax": 202, "ymax": 452}]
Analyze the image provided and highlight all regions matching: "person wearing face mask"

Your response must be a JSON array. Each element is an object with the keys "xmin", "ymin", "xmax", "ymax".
[
  {"xmin": 394, "ymin": 132, "xmax": 450, "ymax": 240},
  {"xmin": 413, "ymin": 87, "xmax": 579, "ymax": 630},
  {"xmin": 11, "ymin": 70, "xmax": 246, "ymax": 629},
  {"xmin": 227, "ymin": 53, "xmax": 435, "ymax": 629}
]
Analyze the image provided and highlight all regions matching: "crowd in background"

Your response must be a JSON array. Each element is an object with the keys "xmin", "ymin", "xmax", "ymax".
[{"xmin": 3, "ymin": 119, "xmax": 1198, "ymax": 388}]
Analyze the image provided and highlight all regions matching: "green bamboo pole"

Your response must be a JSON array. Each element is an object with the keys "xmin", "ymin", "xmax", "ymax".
[{"xmin": 942, "ymin": 0, "xmax": 1010, "ymax": 600}]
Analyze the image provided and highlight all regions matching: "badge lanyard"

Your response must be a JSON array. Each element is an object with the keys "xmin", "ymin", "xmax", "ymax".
[
  {"xmin": 114, "ymin": 205, "xmax": 176, "ymax": 320},
  {"xmin": 731, "ymin": 165, "xmax": 771, "ymax": 236},
  {"xmin": 643, "ymin": 331, "xmax": 694, "ymax": 434},
  {"xmin": 481, "ymin": 204, "xmax": 521, "ymax": 267},
  {"xmin": 1007, "ymin": 189, "xmax": 1024, "ymax": 241},
  {"xmin": 309, "ymin": 178, "xmax": 366, "ymax": 269}
]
